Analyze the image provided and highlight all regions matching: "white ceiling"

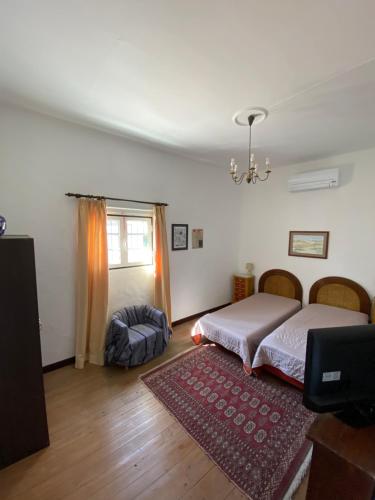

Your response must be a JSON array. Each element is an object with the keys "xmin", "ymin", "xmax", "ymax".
[{"xmin": 1, "ymin": 0, "xmax": 375, "ymax": 167}]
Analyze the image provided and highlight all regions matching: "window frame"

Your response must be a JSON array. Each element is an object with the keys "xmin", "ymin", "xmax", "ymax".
[
  {"xmin": 107, "ymin": 213, "xmax": 153, "ymax": 270},
  {"xmin": 106, "ymin": 215, "xmax": 123, "ymax": 268}
]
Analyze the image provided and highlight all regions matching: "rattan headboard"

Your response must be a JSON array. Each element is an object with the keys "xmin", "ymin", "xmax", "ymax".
[
  {"xmin": 309, "ymin": 276, "xmax": 371, "ymax": 316},
  {"xmin": 258, "ymin": 269, "xmax": 303, "ymax": 302}
]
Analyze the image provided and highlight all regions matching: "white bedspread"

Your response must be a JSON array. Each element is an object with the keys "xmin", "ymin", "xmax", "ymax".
[
  {"xmin": 252, "ymin": 303, "xmax": 369, "ymax": 383},
  {"xmin": 192, "ymin": 293, "xmax": 301, "ymax": 369}
]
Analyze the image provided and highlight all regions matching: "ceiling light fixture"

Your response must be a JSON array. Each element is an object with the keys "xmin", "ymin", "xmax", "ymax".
[{"xmin": 229, "ymin": 107, "xmax": 271, "ymax": 185}]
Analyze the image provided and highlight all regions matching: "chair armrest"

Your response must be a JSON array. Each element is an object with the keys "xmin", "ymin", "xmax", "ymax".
[
  {"xmin": 145, "ymin": 307, "xmax": 167, "ymax": 329},
  {"xmin": 110, "ymin": 319, "xmax": 129, "ymax": 342},
  {"xmin": 105, "ymin": 319, "xmax": 130, "ymax": 365}
]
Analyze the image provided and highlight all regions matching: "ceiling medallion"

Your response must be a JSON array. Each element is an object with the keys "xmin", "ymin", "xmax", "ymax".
[{"xmin": 229, "ymin": 107, "xmax": 271, "ymax": 185}]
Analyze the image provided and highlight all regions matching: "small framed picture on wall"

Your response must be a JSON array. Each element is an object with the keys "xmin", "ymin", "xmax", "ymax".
[
  {"xmin": 288, "ymin": 231, "xmax": 329, "ymax": 259},
  {"xmin": 172, "ymin": 224, "xmax": 188, "ymax": 250},
  {"xmin": 192, "ymin": 229, "xmax": 203, "ymax": 249}
]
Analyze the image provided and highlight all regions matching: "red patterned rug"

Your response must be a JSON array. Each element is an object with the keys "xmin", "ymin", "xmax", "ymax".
[{"xmin": 141, "ymin": 344, "xmax": 315, "ymax": 500}]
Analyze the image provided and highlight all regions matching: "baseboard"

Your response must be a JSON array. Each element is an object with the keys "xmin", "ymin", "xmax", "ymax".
[
  {"xmin": 43, "ymin": 357, "xmax": 75, "ymax": 373},
  {"xmin": 172, "ymin": 303, "xmax": 231, "ymax": 327}
]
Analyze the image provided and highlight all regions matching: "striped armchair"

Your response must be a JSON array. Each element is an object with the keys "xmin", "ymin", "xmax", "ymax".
[{"xmin": 105, "ymin": 305, "xmax": 172, "ymax": 368}]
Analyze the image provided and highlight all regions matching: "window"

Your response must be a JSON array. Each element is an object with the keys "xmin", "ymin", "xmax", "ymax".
[
  {"xmin": 107, "ymin": 214, "xmax": 153, "ymax": 268},
  {"xmin": 107, "ymin": 218, "xmax": 122, "ymax": 266}
]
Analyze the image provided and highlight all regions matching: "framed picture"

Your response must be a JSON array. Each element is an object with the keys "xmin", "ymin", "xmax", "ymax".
[
  {"xmin": 288, "ymin": 231, "xmax": 329, "ymax": 259},
  {"xmin": 192, "ymin": 228, "xmax": 203, "ymax": 249},
  {"xmin": 172, "ymin": 224, "xmax": 188, "ymax": 250}
]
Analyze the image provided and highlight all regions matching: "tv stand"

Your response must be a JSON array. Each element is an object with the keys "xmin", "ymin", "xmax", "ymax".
[
  {"xmin": 306, "ymin": 414, "xmax": 375, "ymax": 500},
  {"xmin": 335, "ymin": 402, "xmax": 375, "ymax": 428}
]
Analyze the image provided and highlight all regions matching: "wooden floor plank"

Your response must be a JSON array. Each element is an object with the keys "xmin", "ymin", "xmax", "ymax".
[
  {"xmin": 181, "ymin": 466, "xmax": 234, "ymax": 500},
  {"xmin": 0, "ymin": 399, "xmax": 167, "ymax": 497},
  {"xmin": 133, "ymin": 446, "xmax": 214, "ymax": 500},
  {"xmin": 0, "ymin": 319, "xmax": 308, "ymax": 500},
  {"xmin": 223, "ymin": 486, "xmax": 248, "ymax": 499},
  {"xmin": 10, "ymin": 413, "xmax": 176, "ymax": 500},
  {"xmin": 68, "ymin": 426, "xmax": 196, "ymax": 500}
]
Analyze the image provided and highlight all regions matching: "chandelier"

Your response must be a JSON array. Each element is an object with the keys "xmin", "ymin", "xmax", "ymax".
[{"xmin": 229, "ymin": 107, "xmax": 271, "ymax": 185}]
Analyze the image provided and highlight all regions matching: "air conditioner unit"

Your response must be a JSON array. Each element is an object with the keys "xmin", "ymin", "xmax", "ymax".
[{"xmin": 288, "ymin": 168, "xmax": 340, "ymax": 192}]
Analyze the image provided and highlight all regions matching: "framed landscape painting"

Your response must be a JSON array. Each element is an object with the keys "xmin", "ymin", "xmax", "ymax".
[
  {"xmin": 172, "ymin": 224, "xmax": 188, "ymax": 250},
  {"xmin": 288, "ymin": 231, "xmax": 329, "ymax": 259}
]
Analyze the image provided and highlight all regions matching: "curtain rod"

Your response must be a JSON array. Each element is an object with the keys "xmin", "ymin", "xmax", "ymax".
[{"xmin": 65, "ymin": 192, "xmax": 168, "ymax": 207}]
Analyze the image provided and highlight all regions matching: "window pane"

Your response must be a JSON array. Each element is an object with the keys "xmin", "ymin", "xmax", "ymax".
[
  {"xmin": 107, "ymin": 214, "xmax": 152, "ymax": 267},
  {"xmin": 109, "ymin": 249, "xmax": 121, "ymax": 265},
  {"xmin": 126, "ymin": 218, "xmax": 152, "ymax": 264},
  {"xmin": 107, "ymin": 217, "xmax": 122, "ymax": 266}
]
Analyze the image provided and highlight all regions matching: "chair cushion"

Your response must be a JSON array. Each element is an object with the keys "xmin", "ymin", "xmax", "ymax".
[{"xmin": 128, "ymin": 324, "xmax": 164, "ymax": 366}]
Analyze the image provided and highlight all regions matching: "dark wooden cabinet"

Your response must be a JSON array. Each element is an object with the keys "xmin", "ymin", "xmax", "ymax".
[
  {"xmin": 306, "ymin": 414, "xmax": 375, "ymax": 500},
  {"xmin": 0, "ymin": 236, "xmax": 49, "ymax": 469}
]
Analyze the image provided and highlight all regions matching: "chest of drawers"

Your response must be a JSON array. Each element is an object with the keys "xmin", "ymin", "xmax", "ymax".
[{"xmin": 232, "ymin": 274, "xmax": 255, "ymax": 303}]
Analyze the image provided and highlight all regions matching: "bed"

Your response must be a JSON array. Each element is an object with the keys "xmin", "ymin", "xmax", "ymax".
[
  {"xmin": 252, "ymin": 276, "xmax": 372, "ymax": 389},
  {"xmin": 191, "ymin": 269, "xmax": 303, "ymax": 373}
]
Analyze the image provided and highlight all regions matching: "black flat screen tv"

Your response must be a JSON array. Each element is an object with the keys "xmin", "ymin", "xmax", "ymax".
[{"xmin": 303, "ymin": 324, "xmax": 375, "ymax": 427}]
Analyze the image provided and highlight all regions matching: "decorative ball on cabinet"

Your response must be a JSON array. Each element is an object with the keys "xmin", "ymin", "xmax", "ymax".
[{"xmin": 0, "ymin": 215, "xmax": 6, "ymax": 236}]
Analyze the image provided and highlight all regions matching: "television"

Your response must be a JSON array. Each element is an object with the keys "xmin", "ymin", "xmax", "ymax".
[{"xmin": 303, "ymin": 324, "xmax": 375, "ymax": 427}]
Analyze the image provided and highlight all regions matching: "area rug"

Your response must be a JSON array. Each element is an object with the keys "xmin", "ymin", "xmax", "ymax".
[{"xmin": 140, "ymin": 344, "xmax": 315, "ymax": 500}]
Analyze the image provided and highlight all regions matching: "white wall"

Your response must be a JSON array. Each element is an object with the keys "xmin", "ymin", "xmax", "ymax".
[
  {"xmin": 0, "ymin": 102, "xmax": 241, "ymax": 365},
  {"xmin": 109, "ymin": 265, "xmax": 155, "ymax": 316},
  {"xmin": 238, "ymin": 149, "xmax": 375, "ymax": 304}
]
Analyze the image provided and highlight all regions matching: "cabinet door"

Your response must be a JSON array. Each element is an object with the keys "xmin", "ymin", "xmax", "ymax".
[
  {"xmin": 0, "ymin": 237, "xmax": 49, "ymax": 469},
  {"xmin": 307, "ymin": 444, "xmax": 375, "ymax": 500}
]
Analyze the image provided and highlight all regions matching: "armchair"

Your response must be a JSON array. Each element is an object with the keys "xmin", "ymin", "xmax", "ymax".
[{"xmin": 105, "ymin": 305, "xmax": 171, "ymax": 368}]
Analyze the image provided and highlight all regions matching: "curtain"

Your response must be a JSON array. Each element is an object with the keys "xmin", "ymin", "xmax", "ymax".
[
  {"xmin": 75, "ymin": 199, "xmax": 109, "ymax": 369},
  {"xmin": 154, "ymin": 205, "xmax": 172, "ymax": 326}
]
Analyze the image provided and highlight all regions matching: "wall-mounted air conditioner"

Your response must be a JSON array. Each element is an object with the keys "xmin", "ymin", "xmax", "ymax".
[{"xmin": 288, "ymin": 168, "xmax": 340, "ymax": 192}]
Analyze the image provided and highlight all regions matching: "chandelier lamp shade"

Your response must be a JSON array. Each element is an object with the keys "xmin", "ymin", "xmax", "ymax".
[{"xmin": 229, "ymin": 107, "xmax": 271, "ymax": 185}]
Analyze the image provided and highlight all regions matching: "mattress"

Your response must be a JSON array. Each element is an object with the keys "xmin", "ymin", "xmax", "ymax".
[
  {"xmin": 192, "ymin": 293, "xmax": 301, "ymax": 371},
  {"xmin": 252, "ymin": 303, "xmax": 369, "ymax": 383}
]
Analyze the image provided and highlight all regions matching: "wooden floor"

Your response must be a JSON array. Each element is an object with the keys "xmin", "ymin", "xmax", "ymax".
[{"xmin": 0, "ymin": 320, "xmax": 308, "ymax": 500}]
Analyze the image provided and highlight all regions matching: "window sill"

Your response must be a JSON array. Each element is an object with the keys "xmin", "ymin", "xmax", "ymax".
[{"xmin": 109, "ymin": 264, "xmax": 153, "ymax": 270}]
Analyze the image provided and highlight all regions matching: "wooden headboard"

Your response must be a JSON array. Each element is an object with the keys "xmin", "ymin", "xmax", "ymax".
[
  {"xmin": 258, "ymin": 269, "xmax": 303, "ymax": 302},
  {"xmin": 309, "ymin": 276, "xmax": 371, "ymax": 317}
]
